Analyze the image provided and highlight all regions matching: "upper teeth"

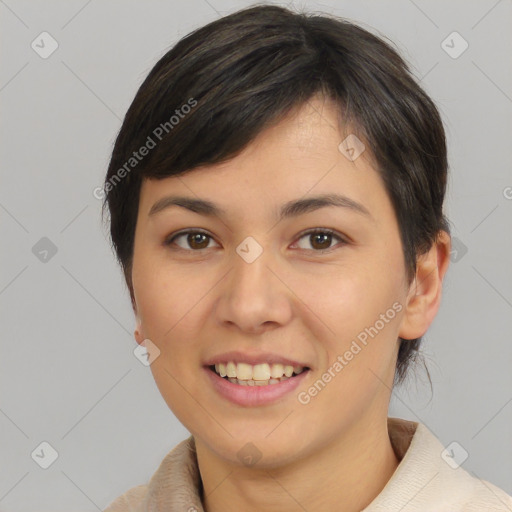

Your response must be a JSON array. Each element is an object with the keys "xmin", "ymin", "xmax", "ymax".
[{"xmin": 215, "ymin": 362, "xmax": 305, "ymax": 381}]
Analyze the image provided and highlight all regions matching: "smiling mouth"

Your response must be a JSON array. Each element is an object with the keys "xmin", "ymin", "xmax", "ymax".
[{"xmin": 208, "ymin": 363, "xmax": 310, "ymax": 386}]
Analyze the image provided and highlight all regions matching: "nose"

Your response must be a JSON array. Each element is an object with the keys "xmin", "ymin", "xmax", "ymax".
[{"xmin": 214, "ymin": 244, "xmax": 293, "ymax": 334}]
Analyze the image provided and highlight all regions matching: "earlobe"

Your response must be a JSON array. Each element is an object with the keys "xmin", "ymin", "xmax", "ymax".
[
  {"xmin": 134, "ymin": 329, "xmax": 144, "ymax": 345},
  {"xmin": 398, "ymin": 231, "xmax": 451, "ymax": 340},
  {"xmin": 134, "ymin": 313, "xmax": 145, "ymax": 345}
]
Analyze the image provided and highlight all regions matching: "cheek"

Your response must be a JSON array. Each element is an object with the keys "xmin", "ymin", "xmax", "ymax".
[
  {"xmin": 133, "ymin": 262, "xmax": 217, "ymax": 405},
  {"xmin": 300, "ymin": 261, "xmax": 395, "ymax": 334},
  {"xmin": 135, "ymin": 265, "xmax": 207, "ymax": 425},
  {"xmin": 296, "ymin": 269, "xmax": 400, "ymax": 424},
  {"xmin": 134, "ymin": 257, "xmax": 201, "ymax": 337},
  {"xmin": 294, "ymin": 252, "xmax": 403, "ymax": 372}
]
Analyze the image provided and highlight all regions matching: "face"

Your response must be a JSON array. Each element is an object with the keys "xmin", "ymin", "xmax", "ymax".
[{"xmin": 131, "ymin": 96, "xmax": 415, "ymax": 468}]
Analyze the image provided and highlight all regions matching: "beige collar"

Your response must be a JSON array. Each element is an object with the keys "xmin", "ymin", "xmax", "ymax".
[{"xmin": 142, "ymin": 417, "xmax": 419, "ymax": 511}]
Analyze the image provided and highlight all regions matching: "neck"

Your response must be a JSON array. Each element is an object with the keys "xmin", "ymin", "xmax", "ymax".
[{"xmin": 195, "ymin": 415, "xmax": 401, "ymax": 512}]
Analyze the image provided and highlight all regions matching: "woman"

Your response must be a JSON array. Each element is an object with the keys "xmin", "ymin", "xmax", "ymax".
[{"xmin": 101, "ymin": 5, "xmax": 512, "ymax": 511}]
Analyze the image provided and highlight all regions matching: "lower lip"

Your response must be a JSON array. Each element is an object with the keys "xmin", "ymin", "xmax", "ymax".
[{"xmin": 204, "ymin": 366, "xmax": 310, "ymax": 407}]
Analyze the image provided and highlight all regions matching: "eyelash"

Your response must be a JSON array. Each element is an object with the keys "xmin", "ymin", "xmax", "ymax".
[{"xmin": 163, "ymin": 228, "xmax": 348, "ymax": 253}]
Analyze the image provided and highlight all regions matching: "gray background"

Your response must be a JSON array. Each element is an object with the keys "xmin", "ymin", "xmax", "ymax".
[{"xmin": 1, "ymin": 0, "xmax": 511, "ymax": 510}]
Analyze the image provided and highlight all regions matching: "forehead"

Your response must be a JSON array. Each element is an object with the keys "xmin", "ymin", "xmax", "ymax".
[{"xmin": 137, "ymin": 96, "xmax": 390, "ymax": 226}]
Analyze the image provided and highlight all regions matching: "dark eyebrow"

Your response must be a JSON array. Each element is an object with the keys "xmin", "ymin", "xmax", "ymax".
[{"xmin": 148, "ymin": 193, "xmax": 373, "ymax": 222}]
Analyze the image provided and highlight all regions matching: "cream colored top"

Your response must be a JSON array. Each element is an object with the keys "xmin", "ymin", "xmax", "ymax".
[{"xmin": 103, "ymin": 417, "xmax": 512, "ymax": 511}]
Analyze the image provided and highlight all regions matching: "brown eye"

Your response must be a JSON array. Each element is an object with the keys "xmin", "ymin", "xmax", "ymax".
[
  {"xmin": 186, "ymin": 232, "xmax": 210, "ymax": 249},
  {"xmin": 294, "ymin": 229, "xmax": 346, "ymax": 252},
  {"xmin": 165, "ymin": 230, "xmax": 218, "ymax": 251},
  {"xmin": 309, "ymin": 232, "xmax": 333, "ymax": 250}
]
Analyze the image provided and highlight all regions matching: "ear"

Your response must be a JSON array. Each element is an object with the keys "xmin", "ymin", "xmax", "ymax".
[
  {"xmin": 398, "ymin": 230, "xmax": 451, "ymax": 340},
  {"xmin": 134, "ymin": 312, "xmax": 145, "ymax": 346},
  {"xmin": 131, "ymin": 284, "xmax": 145, "ymax": 346}
]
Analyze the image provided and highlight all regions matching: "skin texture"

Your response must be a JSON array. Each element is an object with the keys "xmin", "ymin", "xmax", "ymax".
[{"xmin": 131, "ymin": 95, "xmax": 451, "ymax": 512}]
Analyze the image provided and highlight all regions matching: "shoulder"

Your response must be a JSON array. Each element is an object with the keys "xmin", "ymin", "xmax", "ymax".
[
  {"xmin": 369, "ymin": 419, "xmax": 512, "ymax": 510},
  {"xmin": 460, "ymin": 479, "xmax": 512, "ymax": 511},
  {"xmin": 102, "ymin": 436, "xmax": 199, "ymax": 511},
  {"xmin": 414, "ymin": 423, "xmax": 512, "ymax": 509},
  {"xmin": 409, "ymin": 422, "xmax": 512, "ymax": 509},
  {"xmin": 102, "ymin": 484, "xmax": 148, "ymax": 512}
]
